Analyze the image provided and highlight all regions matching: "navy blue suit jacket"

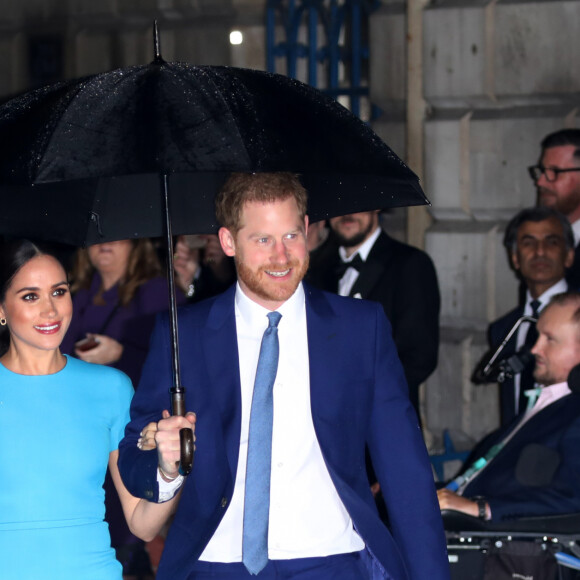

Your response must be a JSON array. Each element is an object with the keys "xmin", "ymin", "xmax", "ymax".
[
  {"xmin": 118, "ymin": 284, "xmax": 449, "ymax": 579},
  {"xmin": 462, "ymin": 392, "xmax": 580, "ymax": 521}
]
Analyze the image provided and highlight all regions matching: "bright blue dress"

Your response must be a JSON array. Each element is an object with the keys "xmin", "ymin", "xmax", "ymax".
[{"xmin": 0, "ymin": 355, "xmax": 133, "ymax": 579}]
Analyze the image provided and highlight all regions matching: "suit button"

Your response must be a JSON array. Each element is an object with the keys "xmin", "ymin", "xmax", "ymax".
[
  {"xmin": 221, "ymin": 497, "xmax": 228, "ymax": 508},
  {"xmin": 145, "ymin": 490, "xmax": 154, "ymax": 499}
]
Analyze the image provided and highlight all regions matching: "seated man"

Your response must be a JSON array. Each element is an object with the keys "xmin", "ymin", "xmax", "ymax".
[{"xmin": 439, "ymin": 291, "xmax": 580, "ymax": 522}]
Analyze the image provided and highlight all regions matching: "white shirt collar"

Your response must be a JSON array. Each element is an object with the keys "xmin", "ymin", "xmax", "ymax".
[
  {"xmin": 572, "ymin": 219, "xmax": 580, "ymax": 247},
  {"xmin": 338, "ymin": 226, "xmax": 381, "ymax": 263},
  {"xmin": 524, "ymin": 278, "xmax": 568, "ymax": 315},
  {"xmin": 235, "ymin": 280, "xmax": 305, "ymax": 329},
  {"xmin": 532, "ymin": 381, "xmax": 572, "ymax": 409}
]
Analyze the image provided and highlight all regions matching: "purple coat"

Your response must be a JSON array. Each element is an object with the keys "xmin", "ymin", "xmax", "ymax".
[{"xmin": 61, "ymin": 273, "xmax": 185, "ymax": 387}]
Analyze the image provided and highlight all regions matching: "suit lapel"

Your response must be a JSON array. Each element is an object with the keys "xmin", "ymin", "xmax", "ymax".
[
  {"xmin": 201, "ymin": 286, "xmax": 242, "ymax": 474},
  {"xmin": 349, "ymin": 232, "xmax": 391, "ymax": 299},
  {"xmin": 470, "ymin": 394, "xmax": 580, "ymax": 482},
  {"xmin": 304, "ymin": 285, "xmax": 342, "ymax": 426},
  {"xmin": 504, "ymin": 394, "xmax": 579, "ymax": 448}
]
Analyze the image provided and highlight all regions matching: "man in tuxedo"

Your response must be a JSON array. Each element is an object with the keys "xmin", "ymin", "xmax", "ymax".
[
  {"xmin": 118, "ymin": 173, "xmax": 449, "ymax": 579},
  {"xmin": 439, "ymin": 291, "xmax": 580, "ymax": 522},
  {"xmin": 532, "ymin": 128, "xmax": 580, "ymax": 287},
  {"xmin": 487, "ymin": 207, "xmax": 574, "ymax": 426},
  {"xmin": 306, "ymin": 210, "xmax": 440, "ymax": 419}
]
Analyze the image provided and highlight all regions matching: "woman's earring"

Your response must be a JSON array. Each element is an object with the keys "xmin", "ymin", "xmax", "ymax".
[{"xmin": 0, "ymin": 318, "xmax": 6, "ymax": 326}]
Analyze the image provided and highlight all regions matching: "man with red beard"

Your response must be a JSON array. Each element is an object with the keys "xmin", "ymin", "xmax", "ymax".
[
  {"xmin": 487, "ymin": 207, "xmax": 574, "ymax": 426},
  {"xmin": 118, "ymin": 173, "xmax": 450, "ymax": 580},
  {"xmin": 532, "ymin": 129, "xmax": 580, "ymax": 287}
]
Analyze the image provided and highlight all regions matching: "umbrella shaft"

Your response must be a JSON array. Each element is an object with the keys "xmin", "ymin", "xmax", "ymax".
[
  {"xmin": 172, "ymin": 391, "xmax": 187, "ymax": 417},
  {"xmin": 162, "ymin": 173, "xmax": 183, "ymax": 394}
]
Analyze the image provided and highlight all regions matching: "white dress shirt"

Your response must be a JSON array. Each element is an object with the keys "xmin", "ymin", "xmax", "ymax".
[
  {"xmin": 199, "ymin": 282, "xmax": 364, "ymax": 562},
  {"xmin": 572, "ymin": 219, "xmax": 580, "ymax": 248},
  {"xmin": 337, "ymin": 226, "xmax": 381, "ymax": 297}
]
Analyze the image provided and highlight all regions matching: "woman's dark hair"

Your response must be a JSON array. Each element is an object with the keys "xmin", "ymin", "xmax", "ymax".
[{"xmin": 0, "ymin": 239, "xmax": 55, "ymax": 356}]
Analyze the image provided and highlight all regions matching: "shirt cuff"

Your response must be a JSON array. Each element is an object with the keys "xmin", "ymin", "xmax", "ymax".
[{"xmin": 156, "ymin": 468, "xmax": 185, "ymax": 502}]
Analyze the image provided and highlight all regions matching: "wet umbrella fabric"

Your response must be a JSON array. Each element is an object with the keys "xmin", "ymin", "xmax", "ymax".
[
  {"xmin": 0, "ymin": 60, "xmax": 427, "ymax": 245},
  {"xmin": 0, "ymin": 60, "xmax": 429, "ymax": 473}
]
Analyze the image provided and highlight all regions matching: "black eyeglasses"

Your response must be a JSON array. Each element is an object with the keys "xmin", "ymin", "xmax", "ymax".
[{"xmin": 528, "ymin": 165, "xmax": 580, "ymax": 183}]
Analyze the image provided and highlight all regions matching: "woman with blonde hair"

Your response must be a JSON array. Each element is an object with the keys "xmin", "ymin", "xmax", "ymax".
[{"xmin": 62, "ymin": 238, "xmax": 184, "ymax": 386}]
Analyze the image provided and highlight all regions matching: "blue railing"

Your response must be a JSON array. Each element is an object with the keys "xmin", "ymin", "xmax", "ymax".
[{"xmin": 266, "ymin": 0, "xmax": 379, "ymax": 119}]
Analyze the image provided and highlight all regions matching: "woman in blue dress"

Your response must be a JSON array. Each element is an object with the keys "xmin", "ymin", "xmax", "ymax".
[{"xmin": 0, "ymin": 239, "xmax": 193, "ymax": 579}]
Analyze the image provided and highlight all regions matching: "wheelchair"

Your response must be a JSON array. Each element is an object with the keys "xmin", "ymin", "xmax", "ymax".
[{"xmin": 443, "ymin": 509, "xmax": 580, "ymax": 580}]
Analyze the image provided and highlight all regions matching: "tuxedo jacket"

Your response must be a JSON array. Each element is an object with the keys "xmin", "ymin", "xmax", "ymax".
[
  {"xmin": 488, "ymin": 305, "xmax": 529, "ymax": 426},
  {"xmin": 307, "ymin": 231, "xmax": 440, "ymax": 410},
  {"xmin": 118, "ymin": 284, "xmax": 449, "ymax": 580},
  {"xmin": 462, "ymin": 392, "xmax": 580, "ymax": 521},
  {"xmin": 565, "ymin": 244, "xmax": 580, "ymax": 290}
]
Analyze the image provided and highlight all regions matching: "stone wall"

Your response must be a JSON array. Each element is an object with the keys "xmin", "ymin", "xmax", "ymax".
[{"xmin": 369, "ymin": 0, "xmax": 580, "ymax": 458}]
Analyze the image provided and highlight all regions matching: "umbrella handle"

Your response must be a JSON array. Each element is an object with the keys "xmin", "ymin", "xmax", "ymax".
[
  {"xmin": 172, "ymin": 391, "xmax": 194, "ymax": 476},
  {"xmin": 179, "ymin": 429, "xmax": 194, "ymax": 476}
]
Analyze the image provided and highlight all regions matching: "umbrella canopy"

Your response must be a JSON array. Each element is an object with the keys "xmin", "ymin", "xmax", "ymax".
[
  {"xmin": 0, "ymin": 59, "xmax": 427, "ymax": 245},
  {"xmin": 0, "ymin": 55, "xmax": 428, "ymax": 474}
]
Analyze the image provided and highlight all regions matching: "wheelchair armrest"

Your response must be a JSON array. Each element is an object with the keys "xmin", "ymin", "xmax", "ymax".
[
  {"xmin": 442, "ymin": 509, "xmax": 580, "ymax": 534},
  {"xmin": 441, "ymin": 509, "xmax": 488, "ymax": 532}
]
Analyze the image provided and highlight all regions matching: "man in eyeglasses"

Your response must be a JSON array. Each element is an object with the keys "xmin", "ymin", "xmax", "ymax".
[{"xmin": 531, "ymin": 129, "xmax": 580, "ymax": 288}]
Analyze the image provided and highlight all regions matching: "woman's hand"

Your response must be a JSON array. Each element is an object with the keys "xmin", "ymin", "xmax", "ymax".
[
  {"xmin": 137, "ymin": 422, "xmax": 159, "ymax": 451},
  {"xmin": 173, "ymin": 236, "xmax": 200, "ymax": 293},
  {"xmin": 75, "ymin": 333, "xmax": 123, "ymax": 365}
]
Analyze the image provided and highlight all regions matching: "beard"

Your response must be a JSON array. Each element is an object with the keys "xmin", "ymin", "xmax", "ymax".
[
  {"xmin": 538, "ymin": 186, "xmax": 580, "ymax": 217},
  {"xmin": 236, "ymin": 253, "xmax": 310, "ymax": 305},
  {"xmin": 533, "ymin": 367, "xmax": 552, "ymax": 386},
  {"xmin": 332, "ymin": 217, "xmax": 376, "ymax": 248},
  {"xmin": 533, "ymin": 356, "xmax": 560, "ymax": 387}
]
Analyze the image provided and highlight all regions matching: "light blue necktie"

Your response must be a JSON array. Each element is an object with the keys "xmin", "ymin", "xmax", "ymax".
[
  {"xmin": 524, "ymin": 386, "xmax": 542, "ymax": 411},
  {"xmin": 242, "ymin": 311, "xmax": 282, "ymax": 575}
]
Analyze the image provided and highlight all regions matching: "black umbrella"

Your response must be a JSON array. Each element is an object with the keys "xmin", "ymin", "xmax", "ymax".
[
  {"xmin": 0, "ymin": 41, "xmax": 428, "ymax": 474},
  {"xmin": 0, "ymin": 63, "xmax": 426, "ymax": 244}
]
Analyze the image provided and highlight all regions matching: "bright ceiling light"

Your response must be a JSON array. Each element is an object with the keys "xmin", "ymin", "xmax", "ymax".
[{"xmin": 230, "ymin": 30, "xmax": 243, "ymax": 45}]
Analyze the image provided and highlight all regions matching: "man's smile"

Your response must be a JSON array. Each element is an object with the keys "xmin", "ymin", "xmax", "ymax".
[{"xmin": 264, "ymin": 268, "xmax": 291, "ymax": 277}]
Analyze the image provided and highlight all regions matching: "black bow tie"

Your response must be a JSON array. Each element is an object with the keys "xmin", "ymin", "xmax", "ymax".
[{"xmin": 336, "ymin": 253, "xmax": 364, "ymax": 278}]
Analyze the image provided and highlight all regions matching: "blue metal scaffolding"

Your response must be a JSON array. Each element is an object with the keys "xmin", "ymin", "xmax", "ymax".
[{"xmin": 266, "ymin": 0, "xmax": 379, "ymax": 119}]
